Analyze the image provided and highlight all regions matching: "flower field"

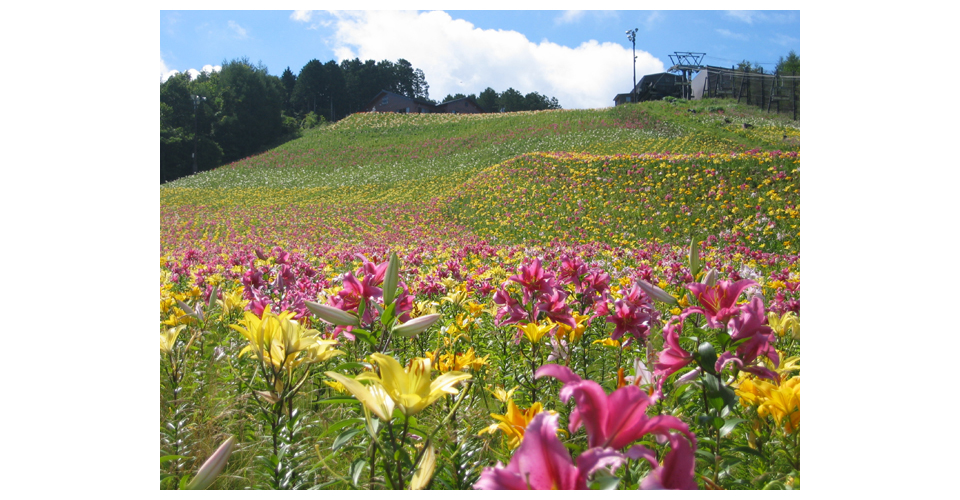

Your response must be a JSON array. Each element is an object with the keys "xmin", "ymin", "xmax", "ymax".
[{"xmin": 160, "ymin": 100, "xmax": 800, "ymax": 490}]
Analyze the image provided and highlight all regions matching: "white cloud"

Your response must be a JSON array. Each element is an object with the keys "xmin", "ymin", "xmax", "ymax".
[
  {"xmin": 725, "ymin": 10, "xmax": 795, "ymax": 24},
  {"xmin": 160, "ymin": 52, "xmax": 179, "ymax": 82},
  {"xmin": 643, "ymin": 11, "xmax": 664, "ymax": 30},
  {"xmin": 160, "ymin": 52, "xmax": 221, "ymax": 83},
  {"xmin": 329, "ymin": 11, "xmax": 664, "ymax": 109},
  {"xmin": 555, "ymin": 10, "xmax": 584, "ymax": 25},
  {"xmin": 716, "ymin": 28, "xmax": 749, "ymax": 41},
  {"xmin": 291, "ymin": 10, "xmax": 313, "ymax": 22},
  {"xmin": 228, "ymin": 20, "xmax": 248, "ymax": 39}
]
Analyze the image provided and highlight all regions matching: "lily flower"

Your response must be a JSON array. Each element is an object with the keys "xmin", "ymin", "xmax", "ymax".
[
  {"xmin": 474, "ymin": 412, "xmax": 624, "ymax": 490},
  {"xmin": 478, "ymin": 399, "xmax": 548, "ymax": 449},
  {"xmin": 685, "ymin": 279, "xmax": 756, "ymax": 328},
  {"xmin": 653, "ymin": 315, "xmax": 696, "ymax": 386},
  {"xmin": 160, "ymin": 325, "xmax": 186, "ymax": 354},
  {"xmin": 536, "ymin": 364, "xmax": 695, "ymax": 451},
  {"xmin": 487, "ymin": 385, "xmax": 520, "ymax": 404},
  {"xmin": 638, "ymin": 433, "xmax": 698, "ymax": 490},
  {"xmin": 514, "ymin": 320, "xmax": 557, "ymax": 344},
  {"xmin": 324, "ymin": 371, "xmax": 396, "ymax": 422},
  {"xmin": 359, "ymin": 353, "xmax": 471, "ymax": 417}
]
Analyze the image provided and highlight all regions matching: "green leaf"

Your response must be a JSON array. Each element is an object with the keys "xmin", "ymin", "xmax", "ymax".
[
  {"xmin": 178, "ymin": 475, "xmax": 191, "ymax": 490},
  {"xmin": 381, "ymin": 301, "xmax": 396, "ymax": 327},
  {"xmin": 719, "ymin": 418, "xmax": 747, "ymax": 438},
  {"xmin": 160, "ymin": 455, "xmax": 189, "ymax": 464},
  {"xmin": 712, "ymin": 416, "xmax": 724, "ymax": 430},
  {"xmin": 315, "ymin": 397, "xmax": 362, "ymax": 406},
  {"xmin": 589, "ymin": 471, "xmax": 621, "ymax": 490},
  {"xmin": 318, "ymin": 418, "xmax": 365, "ymax": 440},
  {"xmin": 332, "ymin": 428, "xmax": 362, "ymax": 451},
  {"xmin": 357, "ymin": 298, "xmax": 366, "ymax": 322},
  {"xmin": 350, "ymin": 458, "xmax": 367, "ymax": 488},
  {"xmin": 731, "ymin": 445, "xmax": 766, "ymax": 460},
  {"xmin": 698, "ymin": 342, "xmax": 717, "ymax": 374},
  {"xmin": 332, "ymin": 361, "xmax": 372, "ymax": 372}
]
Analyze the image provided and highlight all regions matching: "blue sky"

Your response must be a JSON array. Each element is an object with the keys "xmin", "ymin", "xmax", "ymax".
[{"xmin": 161, "ymin": 9, "xmax": 798, "ymax": 109}]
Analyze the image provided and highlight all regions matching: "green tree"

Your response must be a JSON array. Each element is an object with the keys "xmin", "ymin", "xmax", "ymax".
[
  {"xmin": 497, "ymin": 87, "xmax": 524, "ymax": 112},
  {"xmin": 476, "ymin": 87, "xmax": 499, "ymax": 113},
  {"xmin": 212, "ymin": 58, "xmax": 284, "ymax": 163},
  {"xmin": 776, "ymin": 50, "xmax": 800, "ymax": 75},
  {"xmin": 280, "ymin": 66, "xmax": 297, "ymax": 115},
  {"xmin": 292, "ymin": 59, "xmax": 325, "ymax": 116}
]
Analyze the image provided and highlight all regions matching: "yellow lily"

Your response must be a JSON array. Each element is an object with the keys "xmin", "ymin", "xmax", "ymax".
[
  {"xmin": 230, "ymin": 308, "xmax": 330, "ymax": 372},
  {"xmin": 160, "ymin": 325, "xmax": 186, "ymax": 354},
  {"xmin": 767, "ymin": 311, "xmax": 800, "ymax": 339},
  {"xmin": 555, "ymin": 311, "xmax": 589, "ymax": 343},
  {"xmin": 515, "ymin": 320, "xmax": 556, "ymax": 344},
  {"xmin": 324, "ymin": 371, "xmax": 396, "ymax": 422},
  {"xmin": 486, "ymin": 385, "xmax": 520, "ymax": 404},
  {"xmin": 759, "ymin": 378, "xmax": 800, "ymax": 433},
  {"xmin": 360, "ymin": 353, "xmax": 472, "ymax": 417},
  {"xmin": 477, "ymin": 400, "xmax": 548, "ymax": 449},
  {"xmin": 217, "ymin": 287, "xmax": 249, "ymax": 318}
]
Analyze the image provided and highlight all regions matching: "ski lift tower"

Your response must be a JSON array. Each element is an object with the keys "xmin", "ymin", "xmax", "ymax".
[{"xmin": 667, "ymin": 52, "xmax": 706, "ymax": 100}]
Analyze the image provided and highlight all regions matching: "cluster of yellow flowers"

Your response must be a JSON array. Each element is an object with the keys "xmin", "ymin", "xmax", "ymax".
[{"xmin": 735, "ymin": 359, "xmax": 800, "ymax": 435}]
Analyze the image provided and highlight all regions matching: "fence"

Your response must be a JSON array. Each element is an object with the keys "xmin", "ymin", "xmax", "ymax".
[{"xmin": 697, "ymin": 68, "xmax": 800, "ymax": 120}]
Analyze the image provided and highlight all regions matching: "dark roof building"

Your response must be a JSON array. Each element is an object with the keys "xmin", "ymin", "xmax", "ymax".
[
  {"xmin": 362, "ymin": 90, "xmax": 486, "ymax": 114},
  {"xmin": 613, "ymin": 72, "xmax": 684, "ymax": 106}
]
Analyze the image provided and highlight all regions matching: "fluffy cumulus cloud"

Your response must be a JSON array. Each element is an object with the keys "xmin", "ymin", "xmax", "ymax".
[
  {"xmin": 324, "ymin": 11, "xmax": 663, "ymax": 109},
  {"xmin": 160, "ymin": 52, "xmax": 221, "ymax": 83}
]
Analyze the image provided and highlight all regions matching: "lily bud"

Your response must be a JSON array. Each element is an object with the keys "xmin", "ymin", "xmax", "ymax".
[
  {"xmin": 701, "ymin": 268, "xmax": 718, "ymax": 286},
  {"xmin": 637, "ymin": 280, "xmax": 679, "ymax": 306},
  {"xmin": 185, "ymin": 435, "xmax": 236, "ymax": 490},
  {"xmin": 383, "ymin": 253, "xmax": 400, "ymax": 305},
  {"xmin": 392, "ymin": 313, "xmax": 441, "ymax": 338},
  {"xmin": 305, "ymin": 301, "xmax": 360, "ymax": 327},
  {"xmin": 689, "ymin": 235, "xmax": 702, "ymax": 279},
  {"xmin": 409, "ymin": 444, "xmax": 437, "ymax": 490}
]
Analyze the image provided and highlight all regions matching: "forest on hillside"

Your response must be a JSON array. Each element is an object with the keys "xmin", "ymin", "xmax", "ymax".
[{"xmin": 160, "ymin": 57, "xmax": 561, "ymax": 183}]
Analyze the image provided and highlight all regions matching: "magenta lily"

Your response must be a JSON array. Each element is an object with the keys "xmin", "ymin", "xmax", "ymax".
[
  {"xmin": 715, "ymin": 296, "xmax": 780, "ymax": 381},
  {"xmin": 536, "ymin": 364, "xmax": 695, "ymax": 450},
  {"xmin": 685, "ymin": 279, "xmax": 756, "ymax": 328},
  {"xmin": 474, "ymin": 412, "xmax": 624, "ymax": 490},
  {"xmin": 653, "ymin": 314, "xmax": 696, "ymax": 387},
  {"xmin": 638, "ymin": 433, "xmax": 698, "ymax": 490}
]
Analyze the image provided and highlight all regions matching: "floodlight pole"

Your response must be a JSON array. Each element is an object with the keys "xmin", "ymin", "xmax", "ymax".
[{"xmin": 626, "ymin": 29, "xmax": 638, "ymax": 101}]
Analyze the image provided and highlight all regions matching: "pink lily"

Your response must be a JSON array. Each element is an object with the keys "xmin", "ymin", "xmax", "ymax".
[
  {"xmin": 536, "ymin": 364, "xmax": 695, "ymax": 450},
  {"xmin": 653, "ymin": 314, "xmax": 696, "ymax": 390},
  {"xmin": 638, "ymin": 433, "xmax": 698, "ymax": 490},
  {"xmin": 715, "ymin": 296, "xmax": 780, "ymax": 381},
  {"xmin": 474, "ymin": 412, "xmax": 624, "ymax": 490},
  {"xmin": 508, "ymin": 258, "xmax": 556, "ymax": 302},
  {"xmin": 685, "ymin": 279, "xmax": 756, "ymax": 328}
]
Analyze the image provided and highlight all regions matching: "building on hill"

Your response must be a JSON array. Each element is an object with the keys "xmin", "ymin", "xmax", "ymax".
[
  {"xmin": 612, "ymin": 72, "xmax": 683, "ymax": 106},
  {"xmin": 434, "ymin": 97, "xmax": 485, "ymax": 114},
  {"xmin": 362, "ymin": 90, "xmax": 485, "ymax": 114}
]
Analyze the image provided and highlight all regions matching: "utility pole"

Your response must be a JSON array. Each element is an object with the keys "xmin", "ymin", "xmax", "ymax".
[
  {"xmin": 626, "ymin": 28, "xmax": 638, "ymax": 102},
  {"xmin": 192, "ymin": 95, "xmax": 206, "ymax": 175}
]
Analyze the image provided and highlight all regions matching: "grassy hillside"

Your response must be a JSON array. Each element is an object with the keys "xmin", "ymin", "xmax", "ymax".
[{"xmin": 162, "ymin": 99, "xmax": 799, "ymax": 254}]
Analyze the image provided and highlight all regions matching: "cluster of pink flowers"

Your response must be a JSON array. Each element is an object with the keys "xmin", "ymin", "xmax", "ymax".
[
  {"xmin": 654, "ymin": 279, "xmax": 781, "ymax": 388},
  {"xmin": 475, "ymin": 364, "xmax": 697, "ymax": 490}
]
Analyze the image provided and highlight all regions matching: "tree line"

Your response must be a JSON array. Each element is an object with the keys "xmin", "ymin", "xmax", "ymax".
[
  {"xmin": 160, "ymin": 57, "xmax": 562, "ymax": 183},
  {"xmin": 441, "ymin": 88, "xmax": 561, "ymax": 113}
]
